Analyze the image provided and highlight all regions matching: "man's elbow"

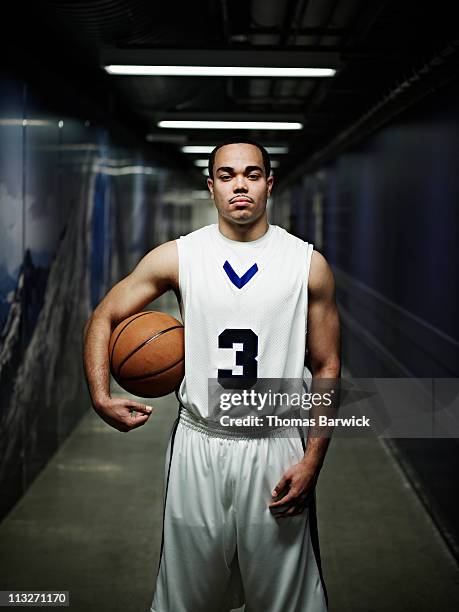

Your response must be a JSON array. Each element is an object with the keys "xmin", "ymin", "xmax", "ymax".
[
  {"xmin": 312, "ymin": 356, "xmax": 341, "ymax": 378},
  {"xmin": 83, "ymin": 307, "xmax": 115, "ymax": 338}
]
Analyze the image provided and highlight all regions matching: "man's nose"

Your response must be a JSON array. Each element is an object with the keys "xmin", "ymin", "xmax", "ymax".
[{"xmin": 234, "ymin": 176, "xmax": 248, "ymax": 191}]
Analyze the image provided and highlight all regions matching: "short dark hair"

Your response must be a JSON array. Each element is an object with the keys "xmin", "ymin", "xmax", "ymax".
[{"xmin": 207, "ymin": 137, "xmax": 271, "ymax": 179}]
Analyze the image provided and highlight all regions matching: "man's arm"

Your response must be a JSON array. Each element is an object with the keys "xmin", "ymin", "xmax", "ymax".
[
  {"xmin": 83, "ymin": 240, "xmax": 179, "ymax": 433},
  {"xmin": 302, "ymin": 250, "xmax": 341, "ymax": 468},
  {"xmin": 270, "ymin": 250, "xmax": 341, "ymax": 517}
]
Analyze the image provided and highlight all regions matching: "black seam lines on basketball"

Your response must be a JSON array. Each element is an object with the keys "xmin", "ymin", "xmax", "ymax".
[
  {"xmin": 110, "ymin": 311, "xmax": 152, "ymax": 376},
  {"xmin": 121, "ymin": 357, "xmax": 185, "ymax": 381},
  {"xmin": 118, "ymin": 325, "xmax": 184, "ymax": 379}
]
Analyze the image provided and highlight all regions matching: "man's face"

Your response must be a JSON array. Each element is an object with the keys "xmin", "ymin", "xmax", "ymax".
[{"xmin": 207, "ymin": 143, "xmax": 273, "ymax": 226}]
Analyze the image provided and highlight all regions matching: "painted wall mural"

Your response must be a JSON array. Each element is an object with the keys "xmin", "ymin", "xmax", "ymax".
[{"xmin": 0, "ymin": 77, "xmax": 196, "ymax": 521}]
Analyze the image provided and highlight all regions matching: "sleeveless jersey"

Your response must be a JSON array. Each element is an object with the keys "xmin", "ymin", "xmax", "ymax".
[{"xmin": 176, "ymin": 223, "xmax": 313, "ymax": 418}]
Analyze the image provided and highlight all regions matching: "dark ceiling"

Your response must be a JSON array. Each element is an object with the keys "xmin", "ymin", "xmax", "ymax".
[{"xmin": 3, "ymin": 0, "xmax": 459, "ymax": 185}]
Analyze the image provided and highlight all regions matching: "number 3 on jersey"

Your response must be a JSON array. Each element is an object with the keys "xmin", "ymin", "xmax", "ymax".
[{"xmin": 217, "ymin": 329, "xmax": 258, "ymax": 389}]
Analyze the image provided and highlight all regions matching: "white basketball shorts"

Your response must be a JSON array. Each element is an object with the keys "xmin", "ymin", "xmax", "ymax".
[{"xmin": 151, "ymin": 409, "xmax": 328, "ymax": 612}]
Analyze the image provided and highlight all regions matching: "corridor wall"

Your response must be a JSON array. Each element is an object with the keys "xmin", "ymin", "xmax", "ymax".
[
  {"xmin": 273, "ymin": 77, "xmax": 459, "ymax": 559},
  {"xmin": 0, "ymin": 75, "xmax": 194, "ymax": 521}
]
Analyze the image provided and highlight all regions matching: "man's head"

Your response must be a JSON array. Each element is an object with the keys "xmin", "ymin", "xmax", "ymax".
[
  {"xmin": 207, "ymin": 138, "xmax": 271, "ymax": 180},
  {"xmin": 207, "ymin": 138, "xmax": 273, "ymax": 227}
]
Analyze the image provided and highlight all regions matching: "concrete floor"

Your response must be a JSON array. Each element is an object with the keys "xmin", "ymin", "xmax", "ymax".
[{"xmin": 1, "ymin": 387, "xmax": 459, "ymax": 612}]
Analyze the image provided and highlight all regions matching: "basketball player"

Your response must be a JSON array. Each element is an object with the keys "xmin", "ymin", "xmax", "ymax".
[{"xmin": 83, "ymin": 138, "xmax": 340, "ymax": 611}]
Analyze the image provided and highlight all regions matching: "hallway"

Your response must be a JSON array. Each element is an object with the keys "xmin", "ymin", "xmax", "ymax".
[
  {"xmin": 2, "ymin": 2, "xmax": 459, "ymax": 610},
  {"xmin": 1, "ymin": 385, "xmax": 458, "ymax": 612}
]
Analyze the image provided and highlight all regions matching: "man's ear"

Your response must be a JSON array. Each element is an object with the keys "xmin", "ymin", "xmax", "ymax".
[
  {"xmin": 207, "ymin": 177, "xmax": 214, "ymax": 196},
  {"xmin": 267, "ymin": 174, "xmax": 274, "ymax": 196}
]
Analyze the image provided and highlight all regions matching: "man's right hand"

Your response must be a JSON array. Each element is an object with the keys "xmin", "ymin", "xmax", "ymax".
[
  {"xmin": 94, "ymin": 397, "xmax": 154, "ymax": 433},
  {"xmin": 83, "ymin": 241, "xmax": 178, "ymax": 434}
]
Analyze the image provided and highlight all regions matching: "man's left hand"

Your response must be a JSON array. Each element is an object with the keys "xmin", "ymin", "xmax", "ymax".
[{"xmin": 269, "ymin": 461, "xmax": 317, "ymax": 518}]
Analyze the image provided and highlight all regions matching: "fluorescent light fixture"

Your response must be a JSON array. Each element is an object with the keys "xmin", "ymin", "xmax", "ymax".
[
  {"xmin": 94, "ymin": 164, "xmax": 156, "ymax": 176},
  {"xmin": 159, "ymin": 120, "xmax": 302, "ymax": 130},
  {"xmin": 182, "ymin": 145, "xmax": 289, "ymax": 154},
  {"xmin": 271, "ymin": 160, "xmax": 280, "ymax": 168},
  {"xmin": 202, "ymin": 169, "xmax": 209, "ymax": 176},
  {"xmin": 182, "ymin": 145, "xmax": 214, "ymax": 154},
  {"xmin": 105, "ymin": 65, "xmax": 335, "ymax": 78},
  {"xmin": 267, "ymin": 146, "xmax": 289, "ymax": 154},
  {"xmin": 0, "ymin": 119, "xmax": 52, "ymax": 127}
]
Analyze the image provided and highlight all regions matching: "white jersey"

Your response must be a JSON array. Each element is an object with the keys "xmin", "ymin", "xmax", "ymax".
[
  {"xmin": 152, "ymin": 224, "xmax": 328, "ymax": 612},
  {"xmin": 176, "ymin": 223, "xmax": 313, "ymax": 418}
]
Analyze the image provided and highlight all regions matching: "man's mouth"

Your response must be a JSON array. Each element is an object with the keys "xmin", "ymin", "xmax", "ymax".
[{"xmin": 231, "ymin": 198, "xmax": 252, "ymax": 204}]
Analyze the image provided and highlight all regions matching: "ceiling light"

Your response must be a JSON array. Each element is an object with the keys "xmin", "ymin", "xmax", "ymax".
[
  {"xmin": 105, "ymin": 65, "xmax": 335, "ymax": 78},
  {"xmin": 0, "ymin": 119, "xmax": 52, "ymax": 127},
  {"xmin": 94, "ymin": 165, "xmax": 156, "ymax": 176},
  {"xmin": 182, "ymin": 145, "xmax": 214, "ymax": 154},
  {"xmin": 159, "ymin": 121, "xmax": 302, "ymax": 130},
  {"xmin": 271, "ymin": 160, "xmax": 280, "ymax": 168},
  {"xmin": 194, "ymin": 159, "xmax": 209, "ymax": 167},
  {"xmin": 267, "ymin": 146, "xmax": 289, "ymax": 154},
  {"xmin": 181, "ymin": 145, "xmax": 289, "ymax": 154}
]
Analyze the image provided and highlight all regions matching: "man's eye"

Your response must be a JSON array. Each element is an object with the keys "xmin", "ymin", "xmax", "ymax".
[
  {"xmin": 219, "ymin": 175, "xmax": 231, "ymax": 181},
  {"xmin": 249, "ymin": 174, "xmax": 261, "ymax": 180}
]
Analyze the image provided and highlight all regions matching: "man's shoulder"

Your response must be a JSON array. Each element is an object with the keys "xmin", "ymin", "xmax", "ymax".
[
  {"xmin": 274, "ymin": 225, "xmax": 312, "ymax": 246},
  {"xmin": 177, "ymin": 224, "xmax": 215, "ymax": 242},
  {"xmin": 309, "ymin": 250, "xmax": 334, "ymax": 294}
]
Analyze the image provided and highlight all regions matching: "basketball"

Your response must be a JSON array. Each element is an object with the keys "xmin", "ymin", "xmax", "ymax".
[{"xmin": 109, "ymin": 311, "xmax": 185, "ymax": 398}]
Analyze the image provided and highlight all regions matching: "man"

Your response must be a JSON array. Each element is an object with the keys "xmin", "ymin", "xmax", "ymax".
[{"xmin": 83, "ymin": 138, "xmax": 340, "ymax": 612}]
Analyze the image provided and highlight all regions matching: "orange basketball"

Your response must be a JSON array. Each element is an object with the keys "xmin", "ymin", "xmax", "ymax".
[{"xmin": 109, "ymin": 311, "xmax": 184, "ymax": 398}]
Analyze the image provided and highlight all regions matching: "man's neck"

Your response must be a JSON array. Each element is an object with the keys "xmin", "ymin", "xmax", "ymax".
[{"xmin": 218, "ymin": 216, "xmax": 269, "ymax": 242}]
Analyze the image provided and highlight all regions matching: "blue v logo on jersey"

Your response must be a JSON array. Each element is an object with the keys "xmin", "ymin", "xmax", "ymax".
[{"xmin": 223, "ymin": 260, "xmax": 258, "ymax": 289}]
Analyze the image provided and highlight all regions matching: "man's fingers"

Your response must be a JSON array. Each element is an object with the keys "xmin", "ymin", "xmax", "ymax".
[
  {"xmin": 270, "ymin": 504, "xmax": 296, "ymax": 518},
  {"xmin": 98, "ymin": 401, "xmax": 152, "ymax": 433},
  {"xmin": 271, "ymin": 502, "xmax": 307, "ymax": 518},
  {"xmin": 269, "ymin": 490, "xmax": 296, "ymax": 508},
  {"xmin": 269, "ymin": 485, "xmax": 310, "ymax": 511},
  {"xmin": 271, "ymin": 493, "xmax": 312, "ymax": 518},
  {"xmin": 119, "ymin": 404, "xmax": 153, "ymax": 431},
  {"xmin": 121, "ymin": 412, "xmax": 150, "ymax": 432},
  {"xmin": 128, "ymin": 402, "xmax": 154, "ymax": 415},
  {"xmin": 272, "ymin": 476, "xmax": 288, "ymax": 499},
  {"xmin": 130, "ymin": 413, "xmax": 151, "ymax": 429}
]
